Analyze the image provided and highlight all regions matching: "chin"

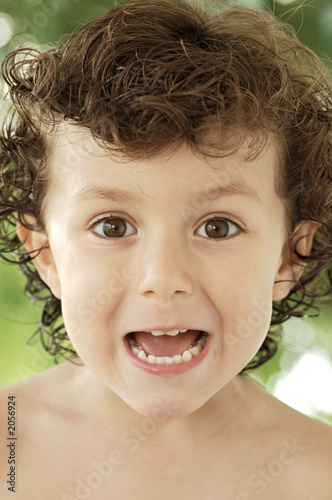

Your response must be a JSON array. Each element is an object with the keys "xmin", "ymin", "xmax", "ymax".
[{"xmin": 123, "ymin": 390, "xmax": 211, "ymax": 421}]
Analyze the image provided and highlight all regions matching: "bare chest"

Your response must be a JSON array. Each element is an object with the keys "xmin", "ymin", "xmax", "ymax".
[{"xmin": 2, "ymin": 423, "xmax": 316, "ymax": 500}]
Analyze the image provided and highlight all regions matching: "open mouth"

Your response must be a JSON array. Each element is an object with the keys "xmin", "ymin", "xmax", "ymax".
[{"xmin": 126, "ymin": 329, "xmax": 208, "ymax": 365}]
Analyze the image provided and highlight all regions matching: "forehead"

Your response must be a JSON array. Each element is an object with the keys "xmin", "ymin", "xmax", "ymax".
[{"xmin": 44, "ymin": 122, "xmax": 281, "ymax": 210}]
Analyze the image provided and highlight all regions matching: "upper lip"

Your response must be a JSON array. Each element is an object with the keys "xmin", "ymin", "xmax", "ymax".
[{"xmin": 124, "ymin": 327, "xmax": 209, "ymax": 335}]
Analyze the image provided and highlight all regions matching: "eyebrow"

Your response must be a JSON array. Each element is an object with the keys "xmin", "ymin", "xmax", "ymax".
[
  {"xmin": 70, "ymin": 182, "xmax": 262, "ymax": 207},
  {"xmin": 195, "ymin": 182, "xmax": 263, "ymax": 207},
  {"xmin": 70, "ymin": 187, "xmax": 143, "ymax": 205}
]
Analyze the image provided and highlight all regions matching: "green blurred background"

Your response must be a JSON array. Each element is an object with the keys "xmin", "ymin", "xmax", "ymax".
[{"xmin": 0, "ymin": 0, "xmax": 331, "ymax": 424}]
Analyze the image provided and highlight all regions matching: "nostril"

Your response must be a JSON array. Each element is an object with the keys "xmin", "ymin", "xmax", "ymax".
[{"xmin": 137, "ymin": 262, "xmax": 194, "ymax": 301}]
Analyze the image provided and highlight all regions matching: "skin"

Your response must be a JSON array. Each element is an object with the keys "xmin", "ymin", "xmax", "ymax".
[{"xmin": 0, "ymin": 125, "xmax": 331, "ymax": 499}]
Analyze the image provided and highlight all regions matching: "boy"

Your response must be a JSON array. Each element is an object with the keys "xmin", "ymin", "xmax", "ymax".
[{"xmin": 0, "ymin": 0, "xmax": 332, "ymax": 498}]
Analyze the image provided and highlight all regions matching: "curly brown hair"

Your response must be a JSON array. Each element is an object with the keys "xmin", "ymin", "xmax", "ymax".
[{"xmin": 0, "ymin": 0, "xmax": 331, "ymax": 369}]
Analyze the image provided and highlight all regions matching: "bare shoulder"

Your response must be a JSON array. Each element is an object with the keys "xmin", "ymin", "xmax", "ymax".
[
  {"xmin": 281, "ymin": 410, "xmax": 332, "ymax": 500},
  {"xmin": 1, "ymin": 358, "xmax": 82, "ymax": 421},
  {"xmin": 0, "ymin": 358, "xmax": 80, "ymax": 449},
  {"xmin": 287, "ymin": 406, "xmax": 332, "ymax": 498},
  {"xmin": 0, "ymin": 360, "xmax": 80, "ymax": 498},
  {"xmin": 243, "ymin": 375, "xmax": 332, "ymax": 499}
]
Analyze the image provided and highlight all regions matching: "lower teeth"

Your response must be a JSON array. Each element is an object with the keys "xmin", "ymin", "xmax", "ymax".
[{"xmin": 128, "ymin": 332, "xmax": 208, "ymax": 365}]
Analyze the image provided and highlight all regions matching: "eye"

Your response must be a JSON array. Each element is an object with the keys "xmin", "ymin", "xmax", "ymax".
[
  {"xmin": 92, "ymin": 217, "xmax": 136, "ymax": 238},
  {"xmin": 195, "ymin": 217, "xmax": 240, "ymax": 239}
]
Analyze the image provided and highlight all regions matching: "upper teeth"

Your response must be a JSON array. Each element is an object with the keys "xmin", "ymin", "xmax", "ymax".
[{"xmin": 147, "ymin": 329, "xmax": 188, "ymax": 336}]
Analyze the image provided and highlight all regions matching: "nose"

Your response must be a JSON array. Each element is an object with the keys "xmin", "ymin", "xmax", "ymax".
[{"xmin": 136, "ymin": 237, "xmax": 194, "ymax": 301}]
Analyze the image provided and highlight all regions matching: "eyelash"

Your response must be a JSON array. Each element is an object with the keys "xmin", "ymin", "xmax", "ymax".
[{"xmin": 90, "ymin": 214, "xmax": 242, "ymax": 240}]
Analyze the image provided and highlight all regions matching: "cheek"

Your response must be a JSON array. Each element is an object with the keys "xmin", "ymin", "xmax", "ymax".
[
  {"xmin": 57, "ymin": 257, "xmax": 125, "ymax": 352},
  {"xmin": 58, "ymin": 244, "xmax": 126, "ymax": 306},
  {"xmin": 222, "ymin": 294, "xmax": 273, "ymax": 363},
  {"xmin": 207, "ymin": 251, "xmax": 275, "ymax": 368}
]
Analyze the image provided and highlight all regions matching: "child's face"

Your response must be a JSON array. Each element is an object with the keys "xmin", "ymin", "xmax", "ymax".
[{"xmin": 33, "ymin": 126, "xmax": 292, "ymax": 417}]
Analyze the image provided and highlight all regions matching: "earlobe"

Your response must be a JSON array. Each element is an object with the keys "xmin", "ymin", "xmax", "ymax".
[
  {"xmin": 272, "ymin": 221, "xmax": 320, "ymax": 301},
  {"xmin": 17, "ymin": 217, "xmax": 62, "ymax": 300}
]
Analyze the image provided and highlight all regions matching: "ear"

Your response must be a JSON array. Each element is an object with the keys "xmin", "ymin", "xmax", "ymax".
[
  {"xmin": 17, "ymin": 216, "xmax": 61, "ymax": 300},
  {"xmin": 272, "ymin": 221, "xmax": 320, "ymax": 301}
]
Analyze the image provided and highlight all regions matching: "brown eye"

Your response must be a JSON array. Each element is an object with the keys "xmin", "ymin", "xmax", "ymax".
[
  {"xmin": 102, "ymin": 219, "xmax": 126, "ymax": 237},
  {"xmin": 205, "ymin": 220, "xmax": 229, "ymax": 238},
  {"xmin": 93, "ymin": 217, "xmax": 136, "ymax": 238},
  {"xmin": 196, "ymin": 218, "xmax": 238, "ymax": 239}
]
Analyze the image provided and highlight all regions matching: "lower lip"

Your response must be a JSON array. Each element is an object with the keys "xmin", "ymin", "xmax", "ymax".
[{"xmin": 123, "ymin": 333, "xmax": 211, "ymax": 375}]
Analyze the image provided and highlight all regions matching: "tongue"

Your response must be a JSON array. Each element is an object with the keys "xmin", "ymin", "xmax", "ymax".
[{"xmin": 134, "ymin": 330, "xmax": 199, "ymax": 357}]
